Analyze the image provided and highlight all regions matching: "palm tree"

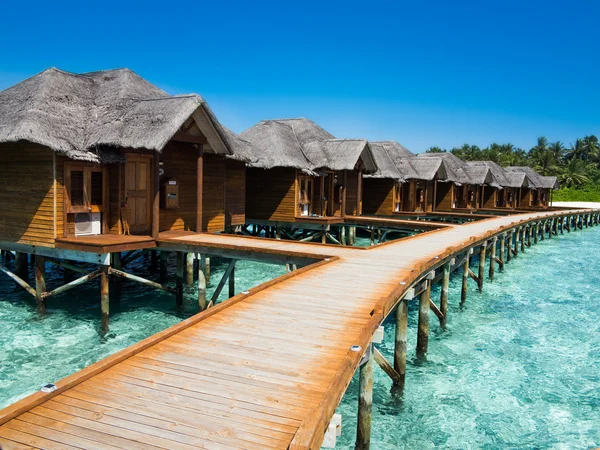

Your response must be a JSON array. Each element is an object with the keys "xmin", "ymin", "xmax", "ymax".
[
  {"xmin": 426, "ymin": 146, "xmax": 445, "ymax": 153},
  {"xmin": 582, "ymin": 135, "xmax": 599, "ymax": 164},
  {"xmin": 530, "ymin": 149, "xmax": 558, "ymax": 175},
  {"xmin": 548, "ymin": 141, "xmax": 565, "ymax": 164},
  {"xmin": 566, "ymin": 138, "xmax": 586, "ymax": 161},
  {"xmin": 559, "ymin": 158, "xmax": 589, "ymax": 187}
]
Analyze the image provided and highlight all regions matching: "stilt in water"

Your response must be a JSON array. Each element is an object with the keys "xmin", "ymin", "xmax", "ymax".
[
  {"xmin": 355, "ymin": 346, "xmax": 373, "ymax": 450},
  {"xmin": 15, "ymin": 252, "xmax": 28, "ymax": 281},
  {"xmin": 506, "ymin": 233, "xmax": 513, "ymax": 262},
  {"xmin": 489, "ymin": 237, "xmax": 496, "ymax": 281},
  {"xmin": 520, "ymin": 227, "xmax": 525, "ymax": 252},
  {"xmin": 499, "ymin": 234, "xmax": 505, "ymax": 271},
  {"xmin": 159, "ymin": 251, "xmax": 168, "ymax": 283},
  {"xmin": 275, "ymin": 226, "xmax": 281, "ymax": 240},
  {"xmin": 176, "ymin": 252, "xmax": 184, "ymax": 308},
  {"xmin": 185, "ymin": 253, "xmax": 194, "ymax": 285},
  {"xmin": 340, "ymin": 226, "xmax": 347, "ymax": 246},
  {"xmin": 461, "ymin": 251, "xmax": 470, "ymax": 306},
  {"xmin": 527, "ymin": 225, "xmax": 532, "ymax": 247},
  {"xmin": 534, "ymin": 222, "xmax": 539, "ymax": 243},
  {"xmin": 440, "ymin": 261, "xmax": 450, "ymax": 326},
  {"xmin": 205, "ymin": 257, "xmax": 211, "ymax": 284},
  {"xmin": 197, "ymin": 254, "xmax": 207, "ymax": 311},
  {"xmin": 394, "ymin": 299, "xmax": 408, "ymax": 389},
  {"xmin": 100, "ymin": 265, "xmax": 110, "ymax": 335},
  {"xmin": 478, "ymin": 242, "xmax": 486, "ymax": 291},
  {"xmin": 229, "ymin": 260, "xmax": 236, "ymax": 298},
  {"xmin": 370, "ymin": 228, "xmax": 375, "ymax": 246},
  {"xmin": 35, "ymin": 256, "xmax": 46, "ymax": 313},
  {"xmin": 514, "ymin": 228, "xmax": 520, "ymax": 255},
  {"xmin": 549, "ymin": 218, "xmax": 554, "ymax": 238},
  {"xmin": 416, "ymin": 280, "xmax": 431, "ymax": 357}
]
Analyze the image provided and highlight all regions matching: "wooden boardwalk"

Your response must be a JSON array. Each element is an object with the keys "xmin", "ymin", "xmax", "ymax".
[{"xmin": 0, "ymin": 209, "xmax": 596, "ymax": 449}]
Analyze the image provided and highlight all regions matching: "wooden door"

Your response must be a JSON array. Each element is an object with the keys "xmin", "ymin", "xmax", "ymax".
[{"xmin": 125, "ymin": 154, "xmax": 152, "ymax": 234}]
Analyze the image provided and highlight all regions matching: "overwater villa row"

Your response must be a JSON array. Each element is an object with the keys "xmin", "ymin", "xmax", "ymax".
[
  {"xmin": 0, "ymin": 68, "xmax": 558, "ymax": 253},
  {"xmin": 0, "ymin": 68, "xmax": 594, "ymax": 450}
]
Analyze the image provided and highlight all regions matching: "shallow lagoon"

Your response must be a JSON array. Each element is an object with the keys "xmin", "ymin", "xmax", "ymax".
[{"xmin": 334, "ymin": 226, "xmax": 600, "ymax": 449}]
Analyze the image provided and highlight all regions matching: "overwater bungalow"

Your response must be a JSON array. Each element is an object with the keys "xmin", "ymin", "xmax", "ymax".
[
  {"xmin": 362, "ymin": 141, "xmax": 410, "ymax": 215},
  {"xmin": 239, "ymin": 118, "xmax": 376, "ymax": 226},
  {"xmin": 505, "ymin": 166, "xmax": 559, "ymax": 208},
  {"xmin": 465, "ymin": 161, "xmax": 521, "ymax": 209},
  {"xmin": 0, "ymin": 68, "xmax": 252, "ymax": 253}
]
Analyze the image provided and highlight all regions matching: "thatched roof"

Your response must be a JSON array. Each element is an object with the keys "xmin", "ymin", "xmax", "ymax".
[
  {"xmin": 466, "ymin": 161, "xmax": 513, "ymax": 188},
  {"xmin": 462, "ymin": 165, "xmax": 495, "ymax": 185},
  {"xmin": 504, "ymin": 171, "xmax": 531, "ymax": 188},
  {"xmin": 365, "ymin": 141, "xmax": 410, "ymax": 181},
  {"xmin": 239, "ymin": 118, "xmax": 376, "ymax": 173},
  {"xmin": 0, "ymin": 67, "xmax": 250, "ymax": 164},
  {"xmin": 505, "ymin": 166, "xmax": 560, "ymax": 189},
  {"xmin": 417, "ymin": 153, "xmax": 472, "ymax": 185}
]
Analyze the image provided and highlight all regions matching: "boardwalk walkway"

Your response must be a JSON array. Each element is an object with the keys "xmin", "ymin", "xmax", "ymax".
[{"xmin": 0, "ymin": 209, "xmax": 594, "ymax": 449}]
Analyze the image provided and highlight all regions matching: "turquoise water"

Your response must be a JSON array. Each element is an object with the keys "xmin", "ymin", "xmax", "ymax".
[
  {"xmin": 0, "ymin": 252, "xmax": 286, "ymax": 408},
  {"xmin": 334, "ymin": 226, "xmax": 600, "ymax": 449}
]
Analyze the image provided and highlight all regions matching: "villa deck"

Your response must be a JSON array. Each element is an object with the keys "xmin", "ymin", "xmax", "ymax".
[{"xmin": 0, "ymin": 209, "xmax": 597, "ymax": 450}]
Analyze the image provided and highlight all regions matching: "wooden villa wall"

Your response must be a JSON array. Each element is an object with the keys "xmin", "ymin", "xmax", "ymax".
[
  {"xmin": 435, "ymin": 181, "xmax": 453, "ymax": 211},
  {"xmin": 225, "ymin": 160, "xmax": 246, "ymax": 228},
  {"xmin": 466, "ymin": 185, "xmax": 480, "ymax": 209},
  {"xmin": 362, "ymin": 178, "xmax": 394, "ymax": 216},
  {"xmin": 202, "ymin": 154, "xmax": 226, "ymax": 232},
  {"xmin": 482, "ymin": 186, "xmax": 496, "ymax": 208},
  {"xmin": 159, "ymin": 142, "xmax": 198, "ymax": 233},
  {"xmin": 246, "ymin": 167, "xmax": 297, "ymax": 222},
  {"xmin": 0, "ymin": 144, "xmax": 57, "ymax": 247},
  {"xmin": 344, "ymin": 170, "xmax": 360, "ymax": 216}
]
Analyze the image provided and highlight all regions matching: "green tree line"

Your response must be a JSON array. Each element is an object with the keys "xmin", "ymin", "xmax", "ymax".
[{"xmin": 426, "ymin": 136, "xmax": 600, "ymax": 201}]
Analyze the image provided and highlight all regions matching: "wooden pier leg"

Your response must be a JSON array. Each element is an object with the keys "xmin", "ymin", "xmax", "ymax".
[
  {"xmin": 275, "ymin": 226, "xmax": 281, "ymax": 240},
  {"xmin": 440, "ymin": 261, "xmax": 450, "ymax": 326},
  {"xmin": 534, "ymin": 223, "xmax": 539, "ymax": 243},
  {"xmin": 416, "ymin": 280, "xmax": 431, "ymax": 357},
  {"xmin": 351, "ymin": 227, "xmax": 357, "ymax": 245},
  {"xmin": 15, "ymin": 252, "xmax": 28, "ymax": 281},
  {"xmin": 478, "ymin": 242, "xmax": 486, "ymax": 291},
  {"xmin": 205, "ymin": 257, "xmax": 211, "ymax": 284},
  {"xmin": 506, "ymin": 233, "xmax": 512, "ymax": 262},
  {"xmin": 197, "ymin": 256, "xmax": 207, "ymax": 311},
  {"xmin": 521, "ymin": 227, "xmax": 525, "ymax": 252},
  {"xmin": 176, "ymin": 252, "xmax": 184, "ymax": 308},
  {"xmin": 185, "ymin": 253, "xmax": 194, "ymax": 286},
  {"xmin": 461, "ymin": 253, "xmax": 470, "ymax": 305},
  {"xmin": 356, "ymin": 346, "xmax": 373, "ymax": 450},
  {"xmin": 499, "ymin": 234, "xmax": 505, "ymax": 271},
  {"xmin": 527, "ymin": 225, "xmax": 532, "ymax": 247},
  {"xmin": 489, "ymin": 238, "xmax": 496, "ymax": 281},
  {"xmin": 35, "ymin": 256, "xmax": 46, "ymax": 313},
  {"xmin": 229, "ymin": 261, "xmax": 236, "ymax": 298},
  {"xmin": 394, "ymin": 300, "xmax": 408, "ymax": 388},
  {"xmin": 549, "ymin": 219, "xmax": 554, "ymax": 238},
  {"xmin": 370, "ymin": 228, "xmax": 375, "ymax": 246},
  {"xmin": 340, "ymin": 226, "xmax": 347, "ymax": 246},
  {"xmin": 321, "ymin": 226, "xmax": 327, "ymax": 244},
  {"xmin": 159, "ymin": 251, "xmax": 168, "ymax": 283},
  {"xmin": 514, "ymin": 229, "xmax": 520, "ymax": 255},
  {"xmin": 100, "ymin": 265, "xmax": 110, "ymax": 335}
]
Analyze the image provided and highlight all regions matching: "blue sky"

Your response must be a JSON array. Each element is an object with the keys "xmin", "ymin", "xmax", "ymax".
[{"xmin": 1, "ymin": 0, "xmax": 598, "ymax": 152}]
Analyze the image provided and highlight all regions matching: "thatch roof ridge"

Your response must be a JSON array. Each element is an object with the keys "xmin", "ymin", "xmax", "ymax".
[
  {"xmin": 505, "ymin": 166, "xmax": 559, "ymax": 189},
  {"xmin": 365, "ymin": 141, "xmax": 405, "ymax": 181},
  {"xmin": 0, "ymin": 67, "xmax": 249, "ymax": 163}
]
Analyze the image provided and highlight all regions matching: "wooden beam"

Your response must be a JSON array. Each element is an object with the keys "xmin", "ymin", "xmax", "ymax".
[
  {"xmin": 108, "ymin": 267, "xmax": 176, "ymax": 294},
  {"xmin": 0, "ymin": 262, "xmax": 36, "ymax": 297},
  {"xmin": 429, "ymin": 298, "xmax": 444, "ymax": 321},
  {"xmin": 211, "ymin": 259, "xmax": 236, "ymax": 303},
  {"xmin": 197, "ymin": 148, "xmax": 204, "ymax": 233},
  {"xmin": 373, "ymin": 347, "xmax": 403, "ymax": 386},
  {"xmin": 172, "ymin": 132, "xmax": 208, "ymax": 145},
  {"xmin": 152, "ymin": 153, "xmax": 160, "ymax": 239},
  {"xmin": 43, "ymin": 269, "xmax": 103, "ymax": 300}
]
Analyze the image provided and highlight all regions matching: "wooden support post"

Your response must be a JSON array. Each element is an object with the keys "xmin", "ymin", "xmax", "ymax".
[
  {"xmin": 35, "ymin": 256, "xmax": 46, "ymax": 313},
  {"xmin": 560, "ymin": 217, "xmax": 564, "ymax": 234},
  {"xmin": 548, "ymin": 219, "xmax": 553, "ymax": 238},
  {"xmin": 211, "ymin": 259, "xmax": 236, "ymax": 303},
  {"xmin": 553, "ymin": 218, "xmax": 558, "ymax": 234},
  {"xmin": 185, "ymin": 253, "xmax": 194, "ymax": 285},
  {"xmin": 229, "ymin": 261, "xmax": 236, "ymax": 298},
  {"xmin": 499, "ymin": 234, "xmax": 505, "ymax": 271},
  {"xmin": 176, "ymin": 252, "xmax": 184, "ymax": 308},
  {"xmin": 15, "ymin": 252, "xmax": 28, "ymax": 281},
  {"xmin": 440, "ymin": 261, "xmax": 450, "ymax": 327},
  {"xmin": 159, "ymin": 251, "xmax": 168, "ymax": 283},
  {"xmin": 275, "ymin": 226, "xmax": 281, "ymax": 240},
  {"xmin": 205, "ymin": 257, "xmax": 211, "ymax": 284},
  {"xmin": 340, "ymin": 226, "xmax": 346, "ymax": 246},
  {"xmin": 394, "ymin": 300, "xmax": 408, "ymax": 389},
  {"xmin": 489, "ymin": 238, "xmax": 496, "ymax": 281},
  {"xmin": 521, "ymin": 227, "xmax": 525, "ymax": 252},
  {"xmin": 197, "ymin": 257, "xmax": 207, "ymax": 311},
  {"xmin": 370, "ymin": 228, "xmax": 375, "ymax": 246},
  {"xmin": 356, "ymin": 347, "xmax": 373, "ymax": 450},
  {"xmin": 461, "ymin": 252, "xmax": 470, "ymax": 305},
  {"xmin": 197, "ymin": 148, "xmax": 204, "ymax": 233},
  {"xmin": 478, "ymin": 242, "xmax": 486, "ymax": 291},
  {"xmin": 100, "ymin": 265, "xmax": 110, "ymax": 335},
  {"xmin": 506, "ymin": 233, "xmax": 512, "ymax": 262},
  {"xmin": 534, "ymin": 222, "xmax": 539, "ymax": 243},
  {"xmin": 527, "ymin": 225, "xmax": 532, "ymax": 247},
  {"xmin": 541, "ymin": 221, "xmax": 546, "ymax": 240},
  {"xmin": 152, "ymin": 153, "xmax": 160, "ymax": 240},
  {"xmin": 514, "ymin": 229, "xmax": 520, "ymax": 255},
  {"xmin": 416, "ymin": 280, "xmax": 431, "ymax": 357}
]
